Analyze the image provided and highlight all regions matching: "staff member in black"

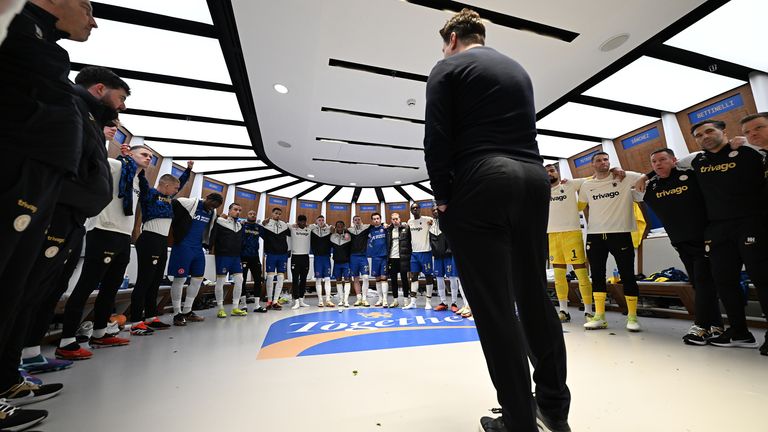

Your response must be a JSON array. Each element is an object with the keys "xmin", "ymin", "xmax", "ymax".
[
  {"xmin": 424, "ymin": 9, "xmax": 570, "ymax": 432},
  {"xmin": 241, "ymin": 210, "xmax": 266, "ymax": 312},
  {"xmin": 679, "ymin": 120, "xmax": 768, "ymax": 352},
  {"xmin": 386, "ymin": 212, "xmax": 411, "ymax": 308},
  {"xmin": 640, "ymin": 148, "xmax": 723, "ymax": 345}
]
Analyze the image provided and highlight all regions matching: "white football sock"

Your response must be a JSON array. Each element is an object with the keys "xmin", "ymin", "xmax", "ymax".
[
  {"xmin": 182, "ymin": 278, "xmax": 203, "ymax": 314},
  {"xmin": 449, "ymin": 277, "xmax": 459, "ymax": 304},
  {"xmin": 215, "ymin": 276, "xmax": 226, "ymax": 308},
  {"xmin": 171, "ymin": 277, "xmax": 186, "ymax": 314},
  {"xmin": 275, "ymin": 274, "xmax": 285, "ymax": 301},
  {"xmin": 232, "ymin": 273, "xmax": 244, "ymax": 310},
  {"xmin": 265, "ymin": 273, "xmax": 275, "ymax": 302},
  {"xmin": 437, "ymin": 277, "xmax": 446, "ymax": 303}
]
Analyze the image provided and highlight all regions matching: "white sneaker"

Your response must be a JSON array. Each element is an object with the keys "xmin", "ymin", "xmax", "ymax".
[
  {"xmin": 424, "ymin": 298, "xmax": 433, "ymax": 310},
  {"xmin": 291, "ymin": 301, "xmax": 301, "ymax": 310},
  {"xmin": 389, "ymin": 300, "xmax": 399, "ymax": 308},
  {"xmin": 583, "ymin": 315, "xmax": 608, "ymax": 330},
  {"xmin": 626, "ymin": 316, "xmax": 641, "ymax": 332},
  {"xmin": 374, "ymin": 301, "xmax": 383, "ymax": 307},
  {"xmin": 403, "ymin": 298, "xmax": 417, "ymax": 309},
  {"xmin": 299, "ymin": 299, "xmax": 310, "ymax": 307}
]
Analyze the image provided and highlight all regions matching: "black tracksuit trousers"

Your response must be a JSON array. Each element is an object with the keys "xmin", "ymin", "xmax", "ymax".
[
  {"xmin": 673, "ymin": 240, "xmax": 722, "ymax": 329},
  {"xmin": 441, "ymin": 156, "xmax": 570, "ymax": 431},
  {"xmin": 291, "ymin": 254, "xmax": 309, "ymax": 299},
  {"xmin": 387, "ymin": 258, "xmax": 409, "ymax": 299},
  {"xmin": 131, "ymin": 231, "xmax": 169, "ymax": 321}
]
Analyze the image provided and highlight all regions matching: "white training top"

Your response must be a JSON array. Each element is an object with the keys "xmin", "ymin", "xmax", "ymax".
[
  {"xmin": 289, "ymin": 226, "xmax": 312, "ymax": 255},
  {"xmin": 578, "ymin": 172, "xmax": 643, "ymax": 234},
  {"xmin": 407, "ymin": 216, "xmax": 433, "ymax": 253},
  {"xmin": 390, "ymin": 228, "xmax": 400, "ymax": 259},
  {"xmin": 309, "ymin": 223, "xmax": 332, "ymax": 238},
  {"xmin": 428, "ymin": 218, "xmax": 443, "ymax": 236},
  {"xmin": 548, "ymin": 178, "xmax": 587, "ymax": 233},
  {"xmin": 88, "ymin": 159, "xmax": 139, "ymax": 236}
]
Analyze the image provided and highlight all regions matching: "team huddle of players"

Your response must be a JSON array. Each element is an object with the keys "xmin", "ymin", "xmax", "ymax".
[{"xmin": 545, "ymin": 114, "xmax": 768, "ymax": 357}]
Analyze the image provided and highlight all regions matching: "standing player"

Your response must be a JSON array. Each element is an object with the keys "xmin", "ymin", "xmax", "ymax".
[
  {"xmin": 368, "ymin": 213, "xmax": 389, "ymax": 307},
  {"xmin": 241, "ymin": 210, "xmax": 266, "ymax": 312},
  {"xmin": 545, "ymin": 164, "xmax": 594, "ymax": 323},
  {"xmin": 578, "ymin": 152, "xmax": 644, "ymax": 331},
  {"xmin": 741, "ymin": 112, "xmax": 768, "ymax": 149},
  {"xmin": 129, "ymin": 161, "xmax": 191, "ymax": 334},
  {"xmin": 289, "ymin": 215, "xmax": 312, "ymax": 310},
  {"xmin": 347, "ymin": 215, "xmax": 372, "ymax": 306},
  {"xmin": 260, "ymin": 208, "xmax": 290, "ymax": 310},
  {"xmin": 167, "ymin": 193, "xmax": 223, "ymax": 326},
  {"xmin": 331, "ymin": 221, "xmax": 352, "ymax": 307},
  {"xmin": 638, "ymin": 148, "xmax": 723, "ymax": 345},
  {"xmin": 386, "ymin": 213, "xmax": 411, "ymax": 308},
  {"xmin": 406, "ymin": 203, "xmax": 434, "ymax": 310},
  {"xmin": 210, "ymin": 203, "xmax": 247, "ymax": 318},
  {"xmin": 429, "ymin": 206, "xmax": 459, "ymax": 312},
  {"xmin": 309, "ymin": 215, "xmax": 334, "ymax": 307},
  {"xmin": 56, "ymin": 144, "xmax": 153, "ymax": 358}
]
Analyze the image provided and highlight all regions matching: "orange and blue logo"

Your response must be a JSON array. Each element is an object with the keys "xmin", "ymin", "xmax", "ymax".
[{"xmin": 257, "ymin": 309, "xmax": 477, "ymax": 359}]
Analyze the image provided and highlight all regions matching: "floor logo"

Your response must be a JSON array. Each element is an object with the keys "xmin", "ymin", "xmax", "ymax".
[{"xmin": 257, "ymin": 309, "xmax": 477, "ymax": 359}]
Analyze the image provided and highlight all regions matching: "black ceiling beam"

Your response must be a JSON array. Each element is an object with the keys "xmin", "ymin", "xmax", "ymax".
[
  {"xmin": 124, "ymin": 108, "xmax": 246, "ymax": 127},
  {"xmin": 173, "ymin": 156, "xmax": 259, "ymax": 161},
  {"xmin": 329, "ymin": 59, "xmax": 428, "ymax": 82},
  {"xmin": 537, "ymin": 129, "xmax": 604, "ymax": 143},
  {"xmin": 141, "ymin": 136, "xmax": 253, "ymax": 151},
  {"xmin": 535, "ymin": 0, "xmax": 731, "ymax": 121},
  {"xmin": 403, "ymin": 0, "xmax": 578, "ymax": 43},
  {"xmin": 264, "ymin": 178, "xmax": 303, "ymax": 195},
  {"xmin": 296, "ymin": 183, "xmax": 324, "ymax": 200},
  {"xmin": 321, "ymin": 107, "xmax": 424, "ymax": 124},
  {"xmin": 412, "ymin": 183, "xmax": 434, "ymax": 195},
  {"xmin": 374, "ymin": 188, "xmax": 385, "ymax": 203},
  {"xmin": 323, "ymin": 186, "xmax": 343, "ymax": 203},
  {"xmin": 201, "ymin": 166, "xmax": 271, "ymax": 175},
  {"xmin": 234, "ymin": 173, "xmax": 287, "ymax": 186},
  {"xmin": 316, "ymin": 137, "xmax": 423, "ymax": 152},
  {"xmin": 394, "ymin": 186, "xmax": 414, "ymax": 202},
  {"xmin": 570, "ymin": 95, "xmax": 662, "ymax": 118},
  {"xmin": 312, "ymin": 158, "xmax": 420, "ymax": 170},
  {"xmin": 92, "ymin": 2, "xmax": 217, "ymax": 37},
  {"xmin": 644, "ymin": 44, "xmax": 753, "ymax": 81},
  {"xmin": 350, "ymin": 187, "xmax": 363, "ymax": 203},
  {"xmin": 71, "ymin": 62, "xmax": 233, "ymax": 92}
]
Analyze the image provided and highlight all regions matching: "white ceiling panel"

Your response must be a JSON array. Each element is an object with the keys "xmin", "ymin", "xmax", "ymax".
[
  {"xmin": 173, "ymin": 160, "xmax": 264, "ymax": 173},
  {"xmin": 328, "ymin": 187, "xmax": 355, "ymax": 203},
  {"xmin": 269, "ymin": 181, "xmax": 316, "ymax": 198},
  {"xmin": 144, "ymin": 140, "xmax": 254, "ymax": 158},
  {"xmin": 206, "ymin": 170, "xmax": 280, "ymax": 185},
  {"xmin": 537, "ymin": 134, "xmax": 600, "ymax": 159},
  {"xmin": 381, "ymin": 187, "xmax": 407, "ymax": 203},
  {"xmin": 665, "ymin": 0, "xmax": 768, "ymax": 73},
  {"xmin": 401, "ymin": 185, "xmax": 433, "ymax": 201},
  {"xmin": 61, "ymin": 20, "xmax": 231, "ymax": 84},
  {"xmin": 96, "ymin": 0, "xmax": 213, "ymax": 24},
  {"xmin": 119, "ymin": 114, "xmax": 250, "ymax": 145},
  {"xmin": 300, "ymin": 185, "xmax": 336, "ymax": 202},
  {"xmin": 239, "ymin": 176, "xmax": 296, "ymax": 193},
  {"xmin": 583, "ymin": 57, "xmax": 745, "ymax": 112},
  {"xmin": 356, "ymin": 188, "xmax": 379, "ymax": 204},
  {"xmin": 536, "ymin": 103, "xmax": 658, "ymax": 139}
]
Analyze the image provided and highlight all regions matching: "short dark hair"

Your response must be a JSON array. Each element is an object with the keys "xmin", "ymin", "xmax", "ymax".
[
  {"xmin": 298, "ymin": 215, "xmax": 307, "ymax": 222},
  {"xmin": 158, "ymin": 174, "xmax": 180, "ymax": 185},
  {"xmin": 740, "ymin": 112, "xmax": 768, "ymax": 125},
  {"xmin": 411, "ymin": 202, "xmax": 420, "ymax": 208},
  {"xmin": 272, "ymin": 207, "xmax": 282, "ymax": 213},
  {"xmin": 335, "ymin": 220, "xmax": 345, "ymax": 226},
  {"xmin": 316, "ymin": 215, "xmax": 325, "ymax": 220},
  {"xmin": 591, "ymin": 151, "xmax": 609, "ymax": 162},
  {"xmin": 206, "ymin": 193, "xmax": 224, "ymax": 203},
  {"xmin": 544, "ymin": 163, "xmax": 558, "ymax": 170},
  {"xmin": 439, "ymin": 8, "xmax": 486, "ymax": 46},
  {"xmin": 690, "ymin": 119, "xmax": 726, "ymax": 135},
  {"xmin": 650, "ymin": 148, "xmax": 675, "ymax": 157},
  {"xmin": 75, "ymin": 66, "xmax": 131, "ymax": 95},
  {"xmin": 130, "ymin": 145, "xmax": 151, "ymax": 153},
  {"xmin": 229, "ymin": 202, "xmax": 241, "ymax": 210},
  {"xmin": 371, "ymin": 212, "xmax": 381, "ymax": 219}
]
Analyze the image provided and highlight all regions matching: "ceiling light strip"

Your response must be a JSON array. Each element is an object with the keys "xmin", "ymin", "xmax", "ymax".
[
  {"xmin": 316, "ymin": 137, "xmax": 423, "ymax": 152},
  {"xmin": 323, "ymin": 186, "xmax": 344, "ymax": 203},
  {"xmin": 200, "ymin": 166, "xmax": 271, "ymax": 175},
  {"xmin": 124, "ymin": 108, "xmax": 246, "ymax": 127},
  {"xmin": 402, "ymin": 0, "xmax": 578, "ymax": 43},
  {"xmin": 233, "ymin": 173, "xmax": 287, "ymax": 186},
  {"xmin": 142, "ymin": 136, "xmax": 253, "ymax": 150},
  {"xmin": 263, "ymin": 178, "xmax": 304, "ymax": 195},
  {"xmin": 295, "ymin": 183, "xmax": 325, "ymax": 200},
  {"xmin": 312, "ymin": 158, "xmax": 420, "ymax": 170}
]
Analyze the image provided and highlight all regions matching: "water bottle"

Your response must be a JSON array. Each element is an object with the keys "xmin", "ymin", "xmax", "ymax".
[
  {"xmin": 612, "ymin": 268, "xmax": 619, "ymax": 282},
  {"xmin": 121, "ymin": 275, "xmax": 130, "ymax": 289}
]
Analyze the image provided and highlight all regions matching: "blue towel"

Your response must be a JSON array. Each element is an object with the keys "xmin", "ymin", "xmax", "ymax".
[{"xmin": 116, "ymin": 155, "xmax": 138, "ymax": 216}]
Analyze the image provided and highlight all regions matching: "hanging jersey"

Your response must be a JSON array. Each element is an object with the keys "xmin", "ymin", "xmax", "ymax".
[
  {"xmin": 548, "ymin": 178, "xmax": 586, "ymax": 233},
  {"xmin": 579, "ymin": 172, "xmax": 643, "ymax": 234},
  {"xmin": 407, "ymin": 216, "xmax": 433, "ymax": 252},
  {"xmin": 309, "ymin": 223, "xmax": 333, "ymax": 256},
  {"xmin": 179, "ymin": 201, "xmax": 213, "ymax": 247},
  {"xmin": 367, "ymin": 225, "xmax": 388, "ymax": 258},
  {"xmin": 289, "ymin": 226, "xmax": 312, "ymax": 255}
]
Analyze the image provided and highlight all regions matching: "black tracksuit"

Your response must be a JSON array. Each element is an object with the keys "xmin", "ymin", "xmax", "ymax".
[
  {"xmin": 387, "ymin": 224, "xmax": 412, "ymax": 298},
  {"xmin": 692, "ymin": 145, "xmax": 768, "ymax": 334},
  {"xmin": 424, "ymin": 46, "xmax": 569, "ymax": 430},
  {"xmin": 241, "ymin": 221, "xmax": 264, "ymax": 299},
  {"xmin": 643, "ymin": 168, "xmax": 722, "ymax": 329}
]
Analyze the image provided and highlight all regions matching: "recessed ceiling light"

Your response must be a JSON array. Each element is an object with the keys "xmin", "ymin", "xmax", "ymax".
[
  {"xmin": 349, "ymin": 182, "xmax": 357, "ymax": 186},
  {"xmin": 273, "ymin": 83, "xmax": 289, "ymax": 94},
  {"xmin": 277, "ymin": 140, "xmax": 291, "ymax": 148},
  {"xmin": 599, "ymin": 33, "xmax": 630, "ymax": 52},
  {"xmin": 394, "ymin": 180, "xmax": 402, "ymax": 184},
  {"xmin": 307, "ymin": 174, "xmax": 315, "ymax": 178}
]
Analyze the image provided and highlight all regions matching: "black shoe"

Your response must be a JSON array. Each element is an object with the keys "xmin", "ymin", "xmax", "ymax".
[
  {"xmin": 708, "ymin": 328, "xmax": 758, "ymax": 348},
  {"xmin": 0, "ymin": 401, "xmax": 47, "ymax": 431},
  {"xmin": 173, "ymin": 313, "xmax": 187, "ymax": 326},
  {"xmin": 536, "ymin": 406, "xmax": 571, "ymax": 432},
  {"xmin": 183, "ymin": 311, "xmax": 205, "ymax": 322},
  {"xmin": 479, "ymin": 416, "xmax": 508, "ymax": 432},
  {"xmin": 253, "ymin": 306, "xmax": 267, "ymax": 313},
  {"xmin": 146, "ymin": 319, "xmax": 171, "ymax": 330},
  {"xmin": 760, "ymin": 331, "xmax": 768, "ymax": 356},
  {"xmin": 0, "ymin": 380, "xmax": 63, "ymax": 406}
]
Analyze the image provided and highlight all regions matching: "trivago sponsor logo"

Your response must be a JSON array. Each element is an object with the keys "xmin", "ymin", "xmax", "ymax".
[{"xmin": 257, "ymin": 309, "xmax": 478, "ymax": 359}]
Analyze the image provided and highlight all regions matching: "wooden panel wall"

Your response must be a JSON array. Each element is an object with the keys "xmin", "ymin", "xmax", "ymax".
[
  {"xmin": 355, "ymin": 203, "xmax": 380, "ymax": 223},
  {"xmin": 385, "ymin": 202, "xmax": 409, "ymax": 222},
  {"xmin": 416, "ymin": 200, "xmax": 435, "ymax": 217},
  {"xmin": 613, "ymin": 121, "xmax": 666, "ymax": 174},
  {"xmin": 567, "ymin": 145, "xmax": 603, "ymax": 178},
  {"xmin": 234, "ymin": 188, "xmax": 260, "ymax": 219},
  {"xmin": 265, "ymin": 195, "xmax": 291, "ymax": 221},
  {"xmin": 202, "ymin": 177, "xmax": 227, "ymax": 215},
  {"xmin": 297, "ymin": 200, "xmax": 322, "ymax": 223},
  {"xmin": 677, "ymin": 84, "xmax": 757, "ymax": 153},
  {"xmin": 327, "ymin": 202, "xmax": 351, "ymax": 227},
  {"xmin": 173, "ymin": 164, "xmax": 195, "ymax": 198},
  {"xmin": 107, "ymin": 124, "xmax": 133, "ymax": 158}
]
